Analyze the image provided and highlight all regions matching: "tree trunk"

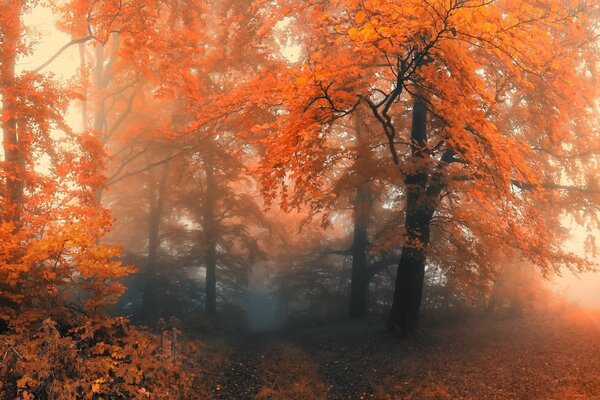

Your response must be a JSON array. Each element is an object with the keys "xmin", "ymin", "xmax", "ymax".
[
  {"xmin": 79, "ymin": 43, "xmax": 89, "ymax": 131},
  {"xmin": 91, "ymin": 34, "xmax": 119, "ymax": 203},
  {"xmin": 1, "ymin": 1, "xmax": 24, "ymax": 224},
  {"xmin": 349, "ymin": 113, "xmax": 372, "ymax": 318},
  {"xmin": 349, "ymin": 184, "xmax": 370, "ymax": 318},
  {"xmin": 387, "ymin": 94, "xmax": 439, "ymax": 334},
  {"xmin": 204, "ymin": 164, "xmax": 217, "ymax": 316},
  {"xmin": 140, "ymin": 160, "xmax": 170, "ymax": 321}
]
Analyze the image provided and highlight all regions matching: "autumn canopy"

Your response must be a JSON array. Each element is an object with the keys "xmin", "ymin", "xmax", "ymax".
[{"xmin": 0, "ymin": 0, "xmax": 599, "ymax": 398}]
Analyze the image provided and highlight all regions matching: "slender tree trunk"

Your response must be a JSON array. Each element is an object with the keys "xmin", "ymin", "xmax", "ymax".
[
  {"xmin": 140, "ymin": 161, "xmax": 170, "ymax": 321},
  {"xmin": 349, "ymin": 113, "xmax": 372, "ymax": 318},
  {"xmin": 387, "ymin": 94, "xmax": 440, "ymax": 334},
  {"xmin": 204, "ymin": 164, "xmax": 217, "ymax": 316},
  {"xmin": 93, "ymin": 42, "xmax": 105, "ymax": 134},
  {"xmin": 79, "ymin": 43, "xmax": 88, "ymax": 131},
  {"xmin": 91, "ymin": 34, "xmax": 119, "ymax": 203},
  {"xmin": 349, "ymin": 184, "xmax": 369, "ymax": 318},
  {"xmin": 1, "ymin": 1, "xmax": 24, "ymax": 224}
]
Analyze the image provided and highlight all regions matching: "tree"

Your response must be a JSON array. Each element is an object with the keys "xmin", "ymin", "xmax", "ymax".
[
  {"xmin": 0, "ymin": 0, "xmax": 25, "ymax": 223},
  {"xmin": 169, "ymin": 0, "xmax": 279, "ymax": 316},
  {"xmin": 246, "ymin": 0, "xmax": 600, "ymax": 333},
  {"xmin": 0, "ymin": 4, "xmax": 214, "ymax": 396},
  {"xmin": 55, "ymin": 0, "xmax": 216, "ymax": 321},
  {"xmin": 55, "ymin": 0, "xmax": 275, "ymax": 322},
  {"xmin": 0, "ymin": 0, "xmax": 135, "ymax": 326},
  {"xmin": 319, "ymin": 112, "xmax": 401, "ymax": 318}
]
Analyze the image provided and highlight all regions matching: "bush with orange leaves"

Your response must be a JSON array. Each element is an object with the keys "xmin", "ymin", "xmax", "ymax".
[
  {"xmin": 0, "ymin": 131, "xmax": 210, "ymax": 399},
  {"xmin": 0, "ymin": 183, "xmax": 212, "ymax": 399},
  {"xmin": 0, "ymin": 317, "xmax": 209, "ymax": 399}
]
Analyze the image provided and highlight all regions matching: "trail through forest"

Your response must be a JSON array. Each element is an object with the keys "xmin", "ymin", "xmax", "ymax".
[
  {"xmin": 214, "ymin": 335, "xmax": 268, "ymax": 399},
  {"xmin": 206, "ymin": 311, "xmax": 600, "ymax": 400}
]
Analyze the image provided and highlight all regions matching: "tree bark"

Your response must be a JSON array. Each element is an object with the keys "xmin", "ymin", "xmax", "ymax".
[
  {"xmin": 1, "ymin": 1, "xmax": 24, "ymax": 224},
  {"xmin": 349, "ymin": 184, "xmax": 370, "ymax": 318},
  {"xmin": 349, "ymin": 113, "xmax": 372, "ymax": 318},
  {"xmin": 91, "ymin": 34, "xmax": 119, "ymax": 203},
  {"xmin": 204, "ymin": 164, "xmax": 217, "ymax": 316},
  {"xmin": 387, "ymin": 94, "xmax": 441, "ymax": 334},
  {"xmin": 79, "ymin": 43, "xmax": 88, "ymax": 131},
  {"xmin": 140, "ymin": 160, "xmax": 170, "ymax": 321}
]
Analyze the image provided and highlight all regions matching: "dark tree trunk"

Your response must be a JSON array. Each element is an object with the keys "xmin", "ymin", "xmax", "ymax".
[
  {"xmin": 387, "ymin": 244, "xmax": 428, "ymax": 333},
  {"xmin": 349, "ymin": 113, "xmax": 373, "ymax": 318},
  {"xmin": 349, "ymin": 184, "xmax": 370, "ymax": 318},
  {"xmin": 1, "ymin": 1, "xmax": 24, "ymax": 224},
  {"xmin": 387, "ymin": 94, "xmax": 441, "ymax": 334},
  {"xmin": 204, "ymin": 164, "xmax": 217, "ymax": 316},
  {"xmin": 140, "ymin": 161, "xmax": 169, "ymax": 321}
]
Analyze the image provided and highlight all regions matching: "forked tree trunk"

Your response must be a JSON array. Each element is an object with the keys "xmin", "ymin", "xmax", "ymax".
[{"xmin": 387, "ymin": 94, "xmax": 443, "ymax": 334}]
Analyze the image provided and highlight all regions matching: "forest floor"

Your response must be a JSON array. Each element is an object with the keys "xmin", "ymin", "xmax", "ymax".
[{"xmin": 198, "ymin": 308, "xmax": 600, "ymax": 400}]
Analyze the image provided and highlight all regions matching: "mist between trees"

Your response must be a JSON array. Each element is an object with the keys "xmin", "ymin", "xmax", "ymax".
[{"xmin": 1, "ymin": 0, "xmax": 600, "ymax": 399}]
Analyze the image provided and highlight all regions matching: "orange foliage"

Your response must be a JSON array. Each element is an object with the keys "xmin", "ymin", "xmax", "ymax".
[
  {"xmin": 0, "ymin": 317, "xmax": 207, "ymax": 399},
  {"xmin": 1, "ymin": 0, "xmax": 600, "ymax": 397},
  {"xmin": 245, "ymin": 0, "xmax": 600, "ymax": 276},
  {"xmin": 0, "ymin": 3, "xmax": 210, "ymax": 399},
  {"xmin": 0, "ymin": 1, "xmax": 134, "ymax": 325}
]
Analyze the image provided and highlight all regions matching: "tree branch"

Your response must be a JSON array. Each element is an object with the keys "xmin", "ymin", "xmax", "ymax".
[{"xmin": 32, "ymin": 36, "xmax": 93, "ymax": 74}]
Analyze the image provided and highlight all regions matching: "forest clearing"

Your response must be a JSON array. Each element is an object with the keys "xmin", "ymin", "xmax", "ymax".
[
  {"xmin": 1, "ymin": 0, "xmax": 600, "ymax": 399},
  {"xmin": 186, "ymin": 309, "xmax": 600, "ymax": 399}
]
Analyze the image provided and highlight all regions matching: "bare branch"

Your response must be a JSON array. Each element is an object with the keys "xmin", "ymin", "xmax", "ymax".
[{"xmin": 32, "ymin": 36, "xmax": 93, "ymax": 74}]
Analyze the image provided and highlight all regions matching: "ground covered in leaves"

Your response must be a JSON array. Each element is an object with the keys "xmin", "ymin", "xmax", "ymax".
[{"xmin": 200, "ymin": 309, "xmax": 600, "ymax": 400}]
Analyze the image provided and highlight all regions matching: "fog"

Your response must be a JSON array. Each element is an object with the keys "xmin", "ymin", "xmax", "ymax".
[
  {"xmin": 1, "ymin": 1, "xmax": 599, "ymax": 399},
  {"xmin": 552, "ymin": 223, "xmax": 600, "ymax": 308},
  {"xmin": 17, "ymin": 0, "xmax": 600, "ymax": 344},
  {"xmin": 555, "ymin": 271, "xmax": 600, "ymax": 307}
]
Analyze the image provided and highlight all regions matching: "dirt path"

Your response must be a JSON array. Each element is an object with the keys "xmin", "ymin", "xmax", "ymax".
[
  {"xmin": 211, "ymin": 332, "xmax": 331, "ymax": 400},
  {"xmin": 212, "ymin": 335, "xmax": 268, "ymax": 399}
]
